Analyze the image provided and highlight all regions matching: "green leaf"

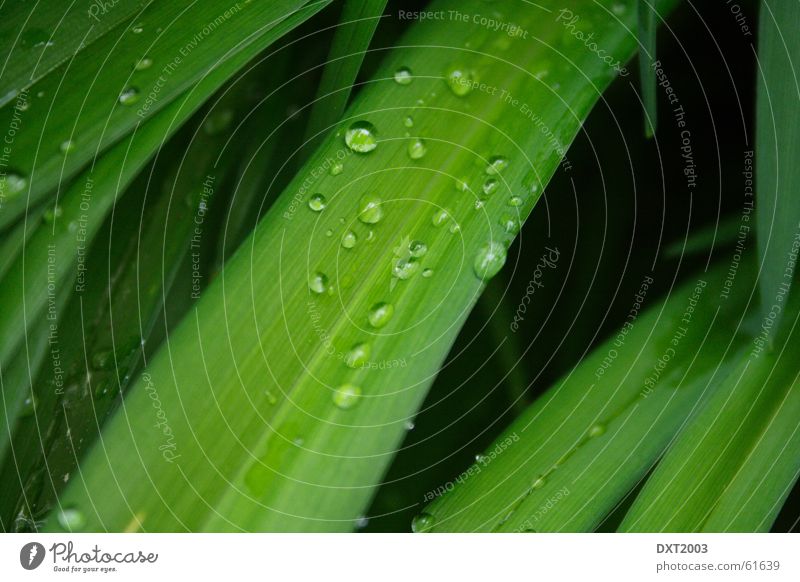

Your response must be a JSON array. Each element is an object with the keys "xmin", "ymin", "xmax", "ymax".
[
  {"xmin": 637, "ymin": 0, "xmax": 658, "ymax": 137},
  {"xmin": 43, "ymin": 0, "xmax": 678, "ymax": 533},
  {"xmin": 419, "ymin": 262, "xmax": 753, "ymax": 532},
  {"xmin": 620, "ymin": 289, "xmax": 800, "ymax": 532},
  {"xmin": 0, "ymin": 0, "xmax": 149, "ymax": 107},
  {"xmin": 304, "ymin": 0, "xmax": 388, "ymax": 145},
  {"xmin": 0, "ymin": 0, "xmax": 322, "ymax": 230},
  {"xmin": 755, "ymin": 0, "xmax": 800, "ymax": 336}
]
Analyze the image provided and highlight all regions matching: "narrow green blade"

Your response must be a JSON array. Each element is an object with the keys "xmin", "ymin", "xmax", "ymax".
[{"xmin": 637, "ymin": 0, "xmax": 658, "ymax": 137}]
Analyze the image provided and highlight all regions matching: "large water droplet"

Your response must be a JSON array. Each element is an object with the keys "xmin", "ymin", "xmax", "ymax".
[
  {"xmin": 407, "ymin": 138, "xmax": 427, "ymax": 160},
  {"xmin": 499, "ymin": 214, "xmax": 520, "ymax": 234},
  {"xmin": 473, "ymin": 241, "xmax": 507, "ymax": 280},
  {"xmin": 431, "ymin": 208, "xmax": 451, "ymax": 227},
  {"xmin": 422, "ymin": 268, "xmax": 434, "ymax": 278},
  {"xmin": 357, "ymin": 193, "xmax": 384, "ymax": 224},
  {"xmin": 394, "ymin": 66, "xmax": 413, "ymax": 85},
  {"xmin": 345, "ymin": 342, "xmax": 371, "ymax": 368},
  {"xmin": 532, "ymin": 476, "xmax": 547, "ymax": 490},
  {"xmin": 368, "ymin": 302, "xmax": 394, "ymax": 328},
  {"xmin": 341, "ymin": 230, "xmax": 357, "ymax": 249},
  {"xmin": 134, "ymin": 57, "xmax": 153, "ymax": 71},
  {"xmin": 392, "ymin": 258, "xmax": 419, "ymax": 280},
  {"xmin": 308, "ymin": 193, "xmax": 327, "ymax": 212},
  {"xmin": 588, "ymin": 423, "xmax": 606, "ymax": 438},
  {"xmin": 333, "ymin": 384, "xmax": 361, "ymax": 410},
  {"xmin": 409, "ymin": 240, "xmax": 427, "ymax": 258},
  {"xmin": 508, "ymin": 195, "xmax": 523, "ymax": 207},
  {"xmin": 411, "ymin": 512, "xmax": 436, "ymax": 532},
  {"xmin": 1, "ymin": 173, "xmax": 27, "ymax": 198},
  {"xmin": 118, "ymin": 87, "xmax": 140, "ymax": 106},
  {"xmin": 309, "ymin": 272, "xmax": 329, "ymax": 294},
  {"xmin": 445, "ymin": 65, "xmax": 476, "ymax": 96},
  {"xmin": 56, "ymin": 507, "xmax": 86, "ymax": 531},
  {"xmin": 485, "ymin": 155, "xmax": 509, "ymax": 175},
  {"xmin": 482, "ymin": 178, "xmax": 499, "ymax": 196},
  {"xmin": 345, "ymin": 121, "xmax": 378, "ymax": 153}
]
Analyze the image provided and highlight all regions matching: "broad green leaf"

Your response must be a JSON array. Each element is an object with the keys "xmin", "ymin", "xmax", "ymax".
[
  {"xmin": 43, "ymin": 0, "xmax": 678, "ymax": 533},
  {"xmin": 0, "ymin": 1, "xmax": 330, "ymax": 391},
  {"xmin": 755, "ymin": 0, "xmax": 800, "ymax": 335},
  {"xmin": 0, "ymin": 0, "xmax": 148, "ymax": 107},
  {"xmin": 419, "ymin": 262, "xmax": 753, "ymax": 532},
  {"xmin": 620, "ymin": 288, "xmax": 800, "ymax": 532},
  {"xmin": 304, "ymin": 0, "xmax": 388, "ymax": 145},
  {"xmin": 0, "ymin": 0, "xmax": 320, "ymax": 230}
]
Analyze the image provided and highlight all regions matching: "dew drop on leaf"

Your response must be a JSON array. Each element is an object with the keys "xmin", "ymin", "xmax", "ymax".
[
  {"xmin": 308, "ymin": 272, "xmax": 329, "ymax": 294},
  {"xmin": 588, "ymin": 423, "xmax": 606, "ymax": 438},
  {"xmin": 404, "ymin": 115, "xmax": 414, "ymax": 128},
  {"xmin": 118, "ymin": 87, "xmax": 140, "ymax": 106},
  {"xmin": 134, "ymin": 57, "xmax": 153, "ymax": 71},
  {"xmin": 473, "ymin": 241, "xmax": 507, "ymax": 280},
  {"xmin": 431, "ymin": 208, "xmax": 450, "ymax": 227},
  {"xmin": 308, "ymin": 193, "xmax": 327, "ymax": 212},
  {"xmin": 392, "ymin": 258, "xmax": 419, "ymax": 280},
  {"xmin": 345, "ymin": 120, "xmax": 378, "ymax": 153},
  {"xmin": 367, "ymin": 302, "xmax": 394, "ymax": 328},
  {"xmin": 394, "ymin": 66, "xmax": 413, "ymax": 85},
  {"xmin": 0, "ymin": 172, "xmax": 27, "ymax": 198},
  {"xmin": 345, "ymin": 342, "xmax": 371, "ymax": 368},
  {"xmin": 445, "ymin": 65, "xmax": 476, "ymax": 96},
  {"xmin": 357, "ymin": 193, "xmax": 384, "ymax": 224},
  {"xmin": 409, "ymin": 240, "xmax": 427, "ymax": 258},
  {"xmin": 333, "ymin": 384, "xmax": 362, "ymax": 410},
  {"xmin": 508, "ymin": 195, "xmax": 523, "ymax": 207},
  {"xmin": 411, "ymin": 512, "xmax": 436, "ymax": 532},
  {"xmin": 422, "ymin": 268, "xmax": 434, "ymax": 278},
  {"xmin": 407, "ymin": 138, "xmax": 427, "ymax": 160},
  {"xmin": 56, "ymin": 507, "xmax": 86, "ymax": 531},
  {"xmin": 59, "ymin": 140, "xmax": 75, "ymax": 154},
  {"xmin": 482, "ymin": 178, "xmax": 499, "ymax": 196},
  {"xmin": 341, "ymin": 230, "xmax": 357, "ymax": 249},
  {"xmin": 485, "ymin": 155, "xmax": 509, "ymax": 175},
  {"xmin": 532, "ymin": 476, "xmax": 547, "ymax": 490},
  {"xmin": 329, "ymin": 161, "xmax": 343, "ymax": 176}
]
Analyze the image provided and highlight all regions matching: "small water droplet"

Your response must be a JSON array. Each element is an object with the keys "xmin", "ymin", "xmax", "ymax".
[
  {"xmin": 532, "ymin": 476, "xmax": 546, "ymax": 490},
  {"xmin": 392, "ymin": 258, "xmax": 419, "ymax": 280},
  {"xmin": 474, "ymin": 200, "xmax": 485, "ymax": 210},
  {"xmin": 394, "ymin": 66, "xmax": 413, "ymax": 85},
  {"xmin": 329, "ymin": 162, "xmax": 343, "ymax": 176},
  {"xmin": 341, "ymin": 230, "xmax": 357, "ymax": 249},
  {"xmin": 333, "ymin": 384, "xmax": 361, "ymax": 410},
  {"xmin": 308, "ymin": 193, "xmax": 327, "ymax": 212},
  {"xmin": 411, "ymin": 512, "xmax": 436, "ymax": 533},
  {"xmin": 485, "ymin": 155, "xmax": 509, "ymax": 175},
  {"xmin": 134, "ymin": 57, "xmax": 153, "ymax": 71},
  {"xmin": 482, "ymin": 178, "xmax": 499, "ymax": 196},
  {"xmin": 409, "ymin": 240, "xmax": 427, "ymax": 258},
  {"xmin": 473, "ymin": 241, "xmax": 507, "ymax": 280},
  {"xmin": 499, "ymin": 214, "xmax": 520, "ymax": 234},
  {"xmin": 131, "ymin": 23, "xmax": 144, "ymax": 34},
  {"xmin": 43, "ymin": 204, "xmax": 62, "ymax": 223},
  {"xmin": 20, "ymin": 393, "xmax": 37, "ymax": 417},
  {"xmin": 345, "ymin": 342, "xmax": 371, "ymax": 368},
  {"xmin": 366, "ymin": 230, "xmax": 376, "ymax": 243},
  {"xmin": 345, "ymin": 121, "xmax": 378, "ymax": 153},
  {"xmin": 445, "ymin": 65, "xmax": 476, "ymax": 96},
  {"xmin": 407, "ymin": 138, "xmax": 427, "ymax": 160},
  {"xmin": 449, "ymin": 222, "xmax": 460, "ymax": 234},
  {"xmin": 431, "ymin": 208, "xmax": 450, "ymax": 227},
  {"xmin": 22, "ymin": 29, "xmax": 54, "ymax": 49},
  {"xmin": 367, "ymin": 302, "xmax": 394, "ymax": 328},
  {"xmin": 1, "ymin": 173, "xmax": 27, "ymax": 198},
  {"xmin": 404, "ymin": 420, "xmax": 416, "ymax": 430},
  {"xmin": 403, "ymin": 115, "xmax": 414, "ymax": 128},
  {"xmin": 56, "ymin": 507, "xmax": 86, "ymax": 531},
  {"xmin": 455, "ymin": 177, "xmax": 469, "ymax": 192},
  {"xmin": 309, "ymin": 272, "xmax": 329, "ymax": 294},
  {"xmin": 118, "ymin": 87, "xmax": 140, "ymax": 106},
  {"xmin": 475, "ymin": 454, "xmax": 488, "ymax": 464},
  {"xmin": 355, "ymin": 515, "xmax": 370, "ymax": 529},
  {"xmin": 588, "ymin": 424, "xmax": 606, "ymax": 438},
  {"xmin": 422, "ymin": 268, "xmax": 434, "ymax": 278},
  {"xmin": 507, "ymin": 195, "xmax": 523, "ymax": 207},
  {"xmin": 59, "ymin": 140, "xmax": 75, "ymax": 154},
  {"xmin": 357, "ymin": 193, "xmax": 384, "ymax": 224}
]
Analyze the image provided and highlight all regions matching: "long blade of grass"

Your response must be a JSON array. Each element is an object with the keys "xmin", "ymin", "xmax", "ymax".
[
  {"xmin": 304, "ymin": 0, "xmax": 387, "ymax": 145},
  {"xmin": 755, "ymin": 0, "xmax": 800, "ymax": 336},
  {"xmin": 0, "ymin": 0, "xmax": 149, "ymax": 107},
  {"xmin": 637, "ymin": 0, "xmax": 658, "ymax": 137},
  {"xmin": 620, "ymin": 289, "xmax": 800, "ymax": 532},
  {"xmin": 419, "ymin": 262, "xmax": 753, "ymax": 532},
  {"xmin": 0, "ymin": 0, "xmax": 321, "ymax": 230},
  {"xmin": 43, "ymin": 0, "xmax": 678, "ymax": 532}
]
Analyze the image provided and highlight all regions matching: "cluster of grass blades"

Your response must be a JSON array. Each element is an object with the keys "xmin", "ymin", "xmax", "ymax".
[{"xmin": 0, "ymin": 0, "xmax": 797, "ymax": 534}]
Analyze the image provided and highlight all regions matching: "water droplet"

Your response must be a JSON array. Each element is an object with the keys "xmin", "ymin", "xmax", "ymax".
[
  {"xmin": 341, "ymin": 230, "xmax": 357, "ymax": 249},
  {"xmin": 404, "ymin": 420, "xmax": 416, "ymax": 430},
  {"xmin": 345, "ymin": 121, "xmax": 378, "ymax": 153},
  {"xmin": 0, "ymin": 173, "xmax": 27, "ymax": 198},
  {"xmin": 445, "ymin": 65, "xmax": 476, "ymax": 96},
  {"xmin": 455, "ymin": 177, "xmax": 469, "ymax": 192},
  {"xmin": 309, "ymin": 272, "xmax": 329, "ymax": 294},
  {"xmin": 474, "ymin": 200, "xmax": 485, "ymax": 210},
  {"xmin": 43, "ymin": 204, "xmax": 62, "ymax": 223},
  {"xmin": 431, "ymin": 208, "xmax": 450, "ymax": 227},
  {"xmin": 366, "ymin": 230, "xmax": 376, "ymax": 243},
  {"xmin": 56, "ymin": 507, "xmax": 85, "ymax": 531},
  {"xmin": 203, "ymin": 108, "xmax": 234, "ymax": 135},
  {"xmin": 473, "ymin": 241, "xmax": 507, "ymax": 280},
  {"xmin": 392, "ymin": 258, "xmax": 419, "ymax": 280},
  {"xmin": 329, "ymin": 162, "xmax": 343, "ymax": 176},
  {"xmin": 357, "ymin": 193, "xmax": 384, "ymax": 224},
  {"xmin": 588, "ymin": 424, "xmax": 606, "ymax": 438},
  {"xmin": 118, "ymin": 87, "xmax": 140, "ymax": 106},
  {"xmin": 355, "ymin": 515, "xmax": 370, "ymax": 529},
  {"xmin": 131, "ymin": 23, "xmax": 144, "ymax": 34},
  {"xmin": 411, "ymin": 512, "xmax": 436, "ymax": 533},
  {"xmin": 293, "ymin": 437, "xmax": 305, "ymax": 446},
  {"xmin": 409, "ymin": 240, "xmax": 427, "ymax": 258},
  {"xmin": 449, "ymin": 222, "xmax": 460, "ymax": 234},
  {"xmin": 508, "ymin": 195, "xmax": 523, "ymax": 207},
  {"xmin": 475, "ymin": 454, "xmax": 488, "ymax": 464},
  {"xmin": 20, "ymin": 393, "xmax": 37, "ymax": 417},
  {"xmin": 59, "ymin": 140, "xmax": 75, "ymax": 154},
  {"xmin": 612, "ymin": 3, "xmax": 627, "ymax": 15},
  {"xmin": 499, "ymin": 214, "xmax": 520, "ymax": 234},
  {"xmin": 345, "ymin": 342, "xmax": 371, "ymax": 368},
  {"xmin": 368, "ymin": 302, "xmax": 394, "ymax": 328},
  {"xmin": 134, "ymin": 57, "xmax": 153, "ymax": 71},
  {"xmin": 422, "ymin": 268, "xmax": 434, "ymax": 278},
  {"xmin": 403, "ymin": 115, "xmax": 414, "ymax": 128},
  {"xmin": 333, "ymin": 384, "xmax": 361, "ymax": 410},
  {"xmin": 407, "ymin": 138, "xmax": 427, "ymax": 160},
  {"xmin": 308, "ymin": 193, "xmax": 327, "ymax": 212},
  {"xmin": 486, "ymin": 155, "xmax": 509, "ymax": 175},
  {"xmin": 532, "ymin": 476, "xmax": 546, "ymax": 490},
  {"xmin": 394, "ymin": 66, "xmax": 413, "ymax": 85},
  {"xmin": 325, "ymin": 229, "xmax": 333, "ymax": 237},
  {"xmin": 482, "ymin": 178, "xmax": 499, "ymax": 196}
]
